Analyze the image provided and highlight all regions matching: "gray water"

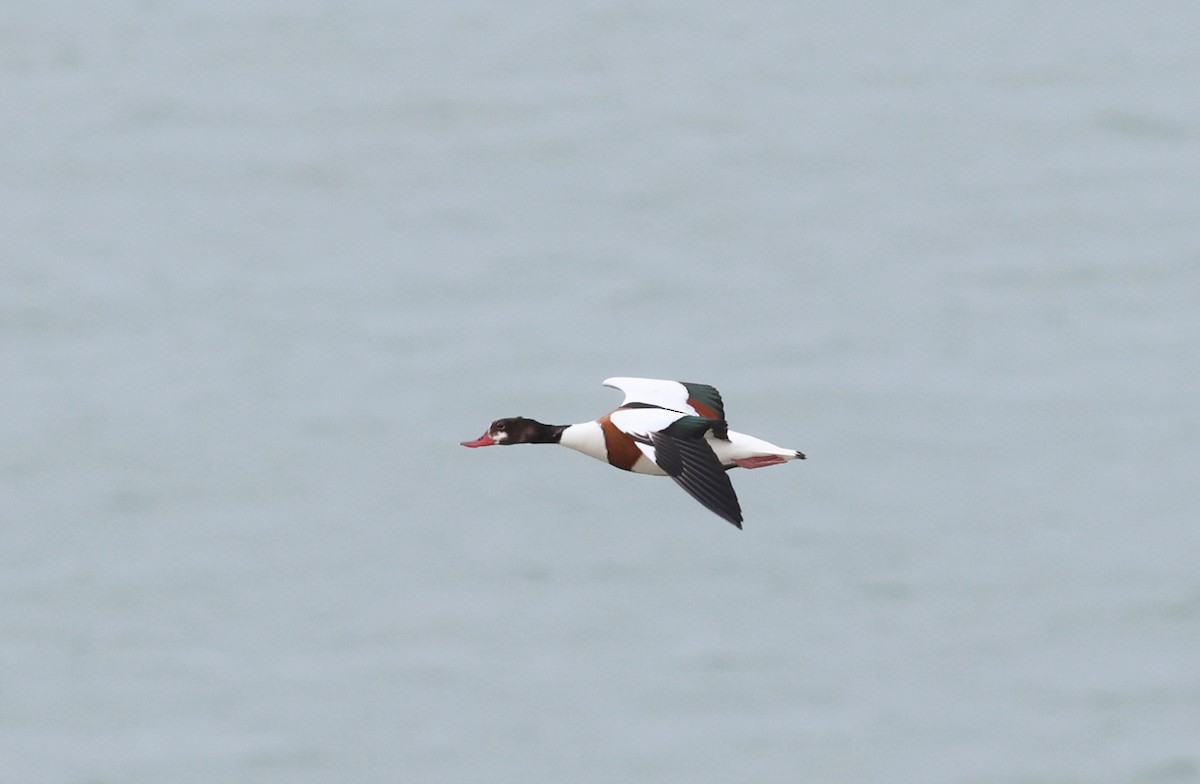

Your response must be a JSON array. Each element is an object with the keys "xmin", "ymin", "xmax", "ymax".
[{"xmin": 3, "ymin": 2, "xmax": 1199, "ymax": 782}]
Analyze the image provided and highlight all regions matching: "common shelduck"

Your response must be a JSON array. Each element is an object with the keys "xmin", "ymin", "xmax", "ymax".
[{"xmin": 461, "ymin": 377, "xmax": 805, "ymax": 529}]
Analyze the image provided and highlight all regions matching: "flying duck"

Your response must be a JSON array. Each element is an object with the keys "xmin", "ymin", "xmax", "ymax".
[{"xmin": 461, "ymin": 377, "xmax": 805, "ymax": 529}]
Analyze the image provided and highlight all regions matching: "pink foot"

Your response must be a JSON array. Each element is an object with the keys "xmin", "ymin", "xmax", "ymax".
[{"xmin": 731, "ymin": 455, "xmax": 788, "ymax": 469}]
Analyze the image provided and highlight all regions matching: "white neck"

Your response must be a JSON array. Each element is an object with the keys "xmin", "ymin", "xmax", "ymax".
[{"xmin": 558, "ymin": 421, "xmax": 607, "ymax": 464}]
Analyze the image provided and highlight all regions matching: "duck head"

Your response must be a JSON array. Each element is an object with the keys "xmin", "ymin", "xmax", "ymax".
[{"xmin": 460, "ymin": 417, "xmax": 560, "ymax": 447}]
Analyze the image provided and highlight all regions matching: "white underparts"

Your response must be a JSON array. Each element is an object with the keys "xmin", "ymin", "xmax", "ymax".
[
  {"xmin": 708, "ymin": 430, "xmax": 801, "ymax": 465},
  {"xmin": 557, "ymin": 419, "xmax": 799, "ymax": 475}
]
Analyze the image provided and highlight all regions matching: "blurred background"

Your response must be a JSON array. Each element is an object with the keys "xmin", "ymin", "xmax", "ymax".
[{"xmin": 2, "ymin": 2, "xmax": 1197, "ymax": 782}]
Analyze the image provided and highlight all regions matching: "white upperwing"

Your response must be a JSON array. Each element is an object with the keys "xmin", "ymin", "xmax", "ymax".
[{"xmin": 602, "ymin": 377, "xmax": 716, "ymax": 417}]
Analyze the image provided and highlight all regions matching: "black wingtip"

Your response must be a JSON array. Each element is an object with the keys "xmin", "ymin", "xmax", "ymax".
[
  {"xmin": 710, "ymin": 507, "xmax": 742, "ymax": 529},
  {"xmin": 651, "ymin": 430, "xmax": 744, "ymax": 529}
]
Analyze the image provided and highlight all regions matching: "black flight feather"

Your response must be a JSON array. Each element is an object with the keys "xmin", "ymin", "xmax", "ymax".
[{"xmin": 636, "ymin": 418, "xmax": 743, "ymax": 529}]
